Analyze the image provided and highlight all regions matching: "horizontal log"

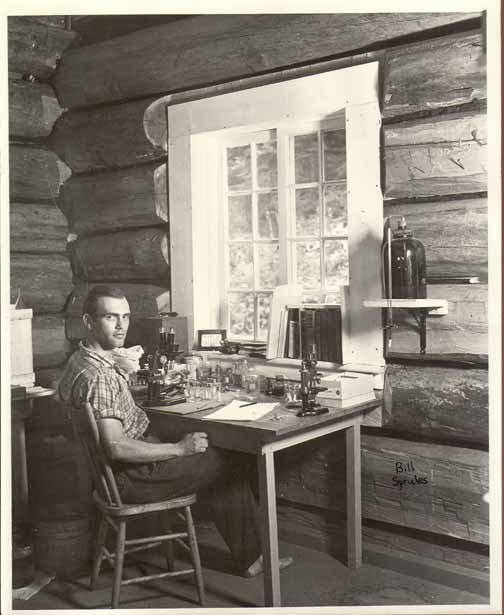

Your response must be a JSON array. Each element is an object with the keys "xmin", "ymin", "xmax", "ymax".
[
  {"xmin": 386, "ymin": 364, "xmax": 488, "ymax": 444},
  {"xmin": 385, "ymin": 111, "xmax": 487, "ymax": 147},
  {"xmin": 386, "ymin": 284, "xmax": 487, "ymax": 356},
  {"xmin": 10, "ymin": 202, "xmax": 68, "ymax": 253},
  {"xmin": 276, "ymin": 433, "xmax": 488, "ymax": 544},
  {"xmin": 277, "ymin": 503, "xmax": 489, "ymax": 594},
  {"xmin": 33, "ymin": 314, "xmax": 69, "ymax": 368},
  {"xmin": 278, "ymin": 504, "xmax": 489, "ymax": 572},
  {"xmin": 65, "ymin": 282, "xmax": 171, "ymax": 340},
  {"xmin": 59, "ymin": 163, "xmax": 167, "ymax": 235},
  {"xmin": 9, "ymin": 80, "xmax": 63, "ymax": 138},
  {"xmin": 10, "ymin": 253, "xmax": 73, "ymax": 314},
  {"xmin": 362, "ymin": 435, "xmax": 488, "ymax": 543},
  {"xmin": 50, "ymin": 98, "xmax": 164, "ymax": 173},
  {"xmin": 384, "ymin": 112, "xmax": 487, "ymax": 198},
  {"xmin": 386, "ymin": 353, "xmax": 487, "ymax": 367},
  {"xmin": 8, "ymin": 17, "xmax": 77, "ymax": 79},
  {"xmin": 10, "ymin": 145, "xmax": 72, "ymax": 201},
  {"xmin": 384, "ymin": 30, "xmax": 486, "ymax": 118},
  {"xmin": 69, "ymin": 15, "xmax": 194, "ymax": 46},
  {"xmin": 69, "ymin": 228, "xmax": 169, "ymax": 282},
  {"xmin": 53, "ymin": 13, "xmax": 480, "ymax": 108},
  {"xmin": 23, "ymin": 16, "xmax": 67, "ymax": 29},
  {"xmin": 384, "ymin": 197, "xmax": 488, "ymax": 278}
]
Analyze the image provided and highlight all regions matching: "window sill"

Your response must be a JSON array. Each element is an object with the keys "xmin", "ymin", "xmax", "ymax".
[{"xmin": 191, "ymin": 351, "xmax": 384, "ymax": 380}]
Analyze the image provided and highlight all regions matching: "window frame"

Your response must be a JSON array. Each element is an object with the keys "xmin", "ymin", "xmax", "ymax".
[{"xmin": 168, "ymin": 62, "xmax": 384, "ymax": 367}]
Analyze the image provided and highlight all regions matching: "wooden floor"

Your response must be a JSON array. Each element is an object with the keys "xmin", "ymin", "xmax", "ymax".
[{"xmin": 13, "ymin": 523, "xmax": 488, "ymax": 610}]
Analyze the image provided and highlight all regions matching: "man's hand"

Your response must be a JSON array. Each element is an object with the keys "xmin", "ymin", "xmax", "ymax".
[
  {"xmin": 98, "ymin": 418, "xmax": 208, "ymax": 463},
  {"xmin": 178, "ymin": 432, "xmax": 209, "ymax": 456}
]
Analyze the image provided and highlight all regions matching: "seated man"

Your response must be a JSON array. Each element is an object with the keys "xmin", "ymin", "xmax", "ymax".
[{"xmin": 58, "ymin": 285, "xmax": 292, "ymax": 577}]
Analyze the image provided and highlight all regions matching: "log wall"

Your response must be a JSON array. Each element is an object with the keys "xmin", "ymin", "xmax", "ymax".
[
  {"xmin": 39, "ymin": 12, "xmax": 490, "ymax": 583},
  {"xmin": 8, "ymin": 17, "xmax": 74, "ymax": 375}
]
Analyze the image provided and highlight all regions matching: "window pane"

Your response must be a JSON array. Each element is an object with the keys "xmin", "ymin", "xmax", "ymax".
[
  {"xmin": 228, "ymin": 194, "xmax": 252, "ymax": 239},
  {"xmin": 228, "ymin": 244, "xmax": 253, "ymax": 289},
  {"xmin": 257, "ymin": 191, "xmax": 279, "ymax": 238},
  {"xmin": 325, "ymin": 239, "xmax": 349, "ymax": 287},
  {"xmin": 257, "ymin": 243, "xmax": 280, "ymax": 288},
  {"xmin": 227, "ymin": 145, "xmax": 251, "ymax": 191},
  {"xmin": 257, "ymin": 292, "xmax": 272, "ymax": 341},
  {"xmin": 294, "ymin": 133, "xmax": 319, "ymax": 184},
  {"xmin": 257, "ymin": 141, "xmax": 277, "ymax": 188},
  {"xmin": 295, "ymin": 187, "xmax": 320, "ymax": 236},
  {"xmin": 323, "ymin": 129, "xmax": 346, "ymax": 181},
  {"xmin": 296, "ymin": 240, "xmax": 320, "ymax": 289},
  {"xmin": 324, "ymin": 183, "xmax": 347, "ymax": 234},
  {"xmin": 228, "ymin": 292, "xmax": 255, "ymax": 340}
]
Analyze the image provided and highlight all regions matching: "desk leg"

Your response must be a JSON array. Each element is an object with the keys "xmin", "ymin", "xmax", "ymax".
[
  {"xmin": 346, "ymin": 423, "xmax": 362, "ymax": 568},
  {"xmin": 12, "ymin": 412, "xmax": 29, "ymax": 523},
  {"xmin": 257, "ymin": 451, "xmax": 281, "ymax": 607}
]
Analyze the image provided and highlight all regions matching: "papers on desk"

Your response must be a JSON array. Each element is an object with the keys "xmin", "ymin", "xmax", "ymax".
[{"xmin": 202, "ymin": 399, "xmax": 278, "ymax": 422}]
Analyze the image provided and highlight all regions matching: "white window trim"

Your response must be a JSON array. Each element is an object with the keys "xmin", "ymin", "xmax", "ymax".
[{"xmin": 168, "ymin": 62, "xmax": 384, "ymax": 367}]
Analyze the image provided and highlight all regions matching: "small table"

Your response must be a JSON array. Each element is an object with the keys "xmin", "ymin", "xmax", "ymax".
[
  {"xmin": 12, "ymin": 386, "xmax": 55, "ymax": 587},
  {"xmin": 145, "ymin": 394, "xmax": 381, "ymax": 607}
]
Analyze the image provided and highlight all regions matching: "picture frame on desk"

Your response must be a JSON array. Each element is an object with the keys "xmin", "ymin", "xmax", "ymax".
[{"xmin": 197, "ymin": 329, "xmax": 227, "ymax": 350}]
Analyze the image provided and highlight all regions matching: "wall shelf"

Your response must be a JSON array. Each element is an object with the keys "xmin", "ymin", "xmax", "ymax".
[
  {"xmin": 363, "ymin": 299, "xmax": 449, "ymax": 354},
  {"xmin": 363, "ymin": 299, "xmax": 448, "ymax": 316}
]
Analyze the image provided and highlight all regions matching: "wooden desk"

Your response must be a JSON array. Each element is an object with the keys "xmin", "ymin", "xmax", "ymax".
[{"xmin": 146, "ymin": 396, "xmax": 381, "ymax": 607}]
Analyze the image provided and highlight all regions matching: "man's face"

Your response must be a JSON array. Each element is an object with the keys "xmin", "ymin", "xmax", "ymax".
[{"xmin": 85, "ymin": 296, "xmax": 131, "ymax": 351}]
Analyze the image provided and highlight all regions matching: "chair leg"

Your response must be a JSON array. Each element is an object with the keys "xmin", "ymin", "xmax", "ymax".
[
  {"xmin": 161, "ymin": 512, "xmax": 175, "ymax": 572},
  {"xmin": 185, "ymin": 506, "xmax": 205, "ymax": 606},
  {"xmin": 90, "ymin": 516, "xmax": 109, "ymax": 590},
  {"xmin": 111, "ymin": 520, "xmax": 126, "ymax": 609}
]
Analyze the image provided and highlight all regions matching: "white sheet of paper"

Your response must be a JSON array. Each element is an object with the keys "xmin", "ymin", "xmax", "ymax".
[{"xmin": 202, "ymin": 399, "xmax": 278, "ymax": 421}]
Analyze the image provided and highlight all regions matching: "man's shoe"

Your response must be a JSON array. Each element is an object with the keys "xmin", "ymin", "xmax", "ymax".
[{"xmin": 243, "ymin": 554, "xmax": 294, "ymax": 578}]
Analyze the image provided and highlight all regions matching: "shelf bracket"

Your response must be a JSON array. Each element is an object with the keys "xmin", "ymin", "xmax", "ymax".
[{"xmin": 363, "ymin": 299, "xmax": 449, "ymax": 354}]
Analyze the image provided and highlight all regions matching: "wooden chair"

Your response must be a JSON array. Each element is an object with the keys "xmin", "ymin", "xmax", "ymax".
[{"xmin": 74, "ymin": 402, "xmax": 205, "ymax": 609}]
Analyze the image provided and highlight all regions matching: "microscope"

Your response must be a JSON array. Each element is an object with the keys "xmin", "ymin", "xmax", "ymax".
[
  {"xmin": 141, "ymin": 327, "xmax": 186, "ymax": 406},
  {"xmin": 287, "ymin": 344, "xmax": 329, "ymax": 417}
]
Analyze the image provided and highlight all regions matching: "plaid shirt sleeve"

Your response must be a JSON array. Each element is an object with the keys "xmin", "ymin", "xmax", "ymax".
[{"xmin": 81, "ymin": 372, "xmax": 124, "ymax": 424}]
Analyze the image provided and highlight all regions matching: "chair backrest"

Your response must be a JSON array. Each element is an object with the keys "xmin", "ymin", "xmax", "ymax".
[{"xmin": 69, "ymin": 401, "xmax": 123, "ymax": 508}]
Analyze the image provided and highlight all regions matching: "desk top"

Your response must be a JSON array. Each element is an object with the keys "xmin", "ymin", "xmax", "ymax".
[
  {"xmin": 11, "ymin": 385, "xmax": 55, "ymax": 401},
  {"xmin": 145, "ymin": 395, "xmax": 381, "ymax": 454}
]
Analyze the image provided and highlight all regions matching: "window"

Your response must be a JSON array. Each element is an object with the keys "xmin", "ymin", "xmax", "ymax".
[
  {"xmin": 221, "ymin": 118, "xmax": 348, "ymax": 342},
  {"xmin": 168, "ymin": 63, "xmax": 384, "ymax": 366}
]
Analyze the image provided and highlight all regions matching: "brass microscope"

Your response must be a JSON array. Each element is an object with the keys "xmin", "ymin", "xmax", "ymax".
[{"xmin": 287, "ymin": 344, "xmax": 329, "ymax": 417}]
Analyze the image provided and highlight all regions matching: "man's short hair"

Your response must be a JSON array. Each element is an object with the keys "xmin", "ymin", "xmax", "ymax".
[{"xmin": 82, "ymin": 286, "xmax": 128, "ymax": 317}]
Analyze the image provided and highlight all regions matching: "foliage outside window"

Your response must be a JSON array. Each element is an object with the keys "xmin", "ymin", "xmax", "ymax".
[{"xmin": 223, "ymin": 119, "xmax": 348, "ymax": 342}]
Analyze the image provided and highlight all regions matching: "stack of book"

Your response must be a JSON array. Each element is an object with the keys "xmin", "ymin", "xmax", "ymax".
[{"xmin": 284, "ymin": 306, "xmax": 342, "ymax": 363}]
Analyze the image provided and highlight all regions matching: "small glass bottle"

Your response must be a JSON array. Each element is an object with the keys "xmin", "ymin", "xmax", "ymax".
[
  {"xmin": 233, "ymin": 361, "xmax": 242, "ymax": 389},
  {"xmin": 200, "ymin": 353, "xmax": 211, "ymax": 381},
  {"xmin": 239, "ymin": 359, "xmax": 249, "ymax": 390},
  {"xmin": 246, "ymin": 366, "xmax": 258, "ymax": 394}
]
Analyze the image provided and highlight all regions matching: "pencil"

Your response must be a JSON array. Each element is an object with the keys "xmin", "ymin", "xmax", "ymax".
[{"xmin": 239, "ymin": 401, "xmax": 257, "ymax": 408}]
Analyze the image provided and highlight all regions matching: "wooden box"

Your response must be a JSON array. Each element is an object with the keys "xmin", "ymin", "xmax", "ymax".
[{"xmin": 11, "ymin": 308, "xmax": 35, "ymax": 387}]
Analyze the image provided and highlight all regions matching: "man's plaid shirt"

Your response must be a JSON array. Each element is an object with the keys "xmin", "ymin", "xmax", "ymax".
[{"xmin": 58, "ymin": 341, "xmax": 149, "ymax": 439}]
